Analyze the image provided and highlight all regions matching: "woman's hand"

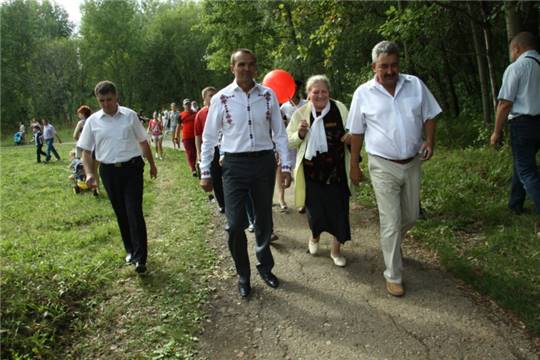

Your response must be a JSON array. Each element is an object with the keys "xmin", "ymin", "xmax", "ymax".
[{"xmin": 298, "ymin": 120, "xmax": 309, "ymax": 139}]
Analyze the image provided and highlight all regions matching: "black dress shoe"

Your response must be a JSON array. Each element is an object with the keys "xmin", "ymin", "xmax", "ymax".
[
  {"xmin": 238, "ymin": 281, "xmax": 251, "ymax": 298},
  {"xmin": 134, "ymin": 262, "xmax": 147, "ymax": 273},
  {"xmin": 260, "ymin": 272, "xmax": 279, "ymax": 288}
]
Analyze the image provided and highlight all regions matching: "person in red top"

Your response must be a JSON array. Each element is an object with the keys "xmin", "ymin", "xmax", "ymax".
[
  {"xmin": 176, "ymin": 98, "xmax": 197, "ymax": 176},
  {"xmin": 194, "ymin": 86, "xmax": 224, "ymax": 212}
]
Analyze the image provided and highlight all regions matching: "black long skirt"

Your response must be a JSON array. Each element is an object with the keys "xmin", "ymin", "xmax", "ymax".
[{"xmin": 305, "ymin": 179, "xmax": 351, "ymax": 243}]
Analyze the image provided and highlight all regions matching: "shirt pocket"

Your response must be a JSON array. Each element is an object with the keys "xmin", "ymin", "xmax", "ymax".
[{"xmin": 400, "ymin": 96, "xmax": 422, "ymax": 121}]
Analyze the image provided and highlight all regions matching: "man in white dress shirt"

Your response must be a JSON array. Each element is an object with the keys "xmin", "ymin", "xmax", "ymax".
[
  {"xmin": 347, "ymin": 41, "xmax": 442, "ymax": 297},
  {"xmin": 78, "ymin": 80, "xmax": 157, "ymax": 274},
  {"xmin": 200, "ymin": 49, "xmax": 292, "ymax": 298}
]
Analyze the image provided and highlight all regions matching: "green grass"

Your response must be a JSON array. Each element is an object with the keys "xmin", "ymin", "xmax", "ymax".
[
  {"xmin": 1, "ymin": 144, "xmax": 216, "ymax": 358},
  {"xmin": 355, "ymin": 144, "xmax": 540, "ymax": 335}
]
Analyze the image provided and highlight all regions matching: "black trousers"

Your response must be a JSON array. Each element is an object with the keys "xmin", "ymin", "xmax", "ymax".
[
  {"xmin": 210, "ymin": 146, "xmax": 225, "ymax": 210},
  {"xmin": 222, "ymin": 151, "xmax": 276, "ymax": 279},
  {"xmin": 36, "ymin": 144, "xmax": 46, "ymax": 162},
  {"xmin": 100, "ymin": 157, "xmax": 148, "ymax": 264}
]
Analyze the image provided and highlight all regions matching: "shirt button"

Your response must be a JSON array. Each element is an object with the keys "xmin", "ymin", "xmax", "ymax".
[{"xmin": 247, "ymin": 106, "xmax": 250, "ymax": 111}]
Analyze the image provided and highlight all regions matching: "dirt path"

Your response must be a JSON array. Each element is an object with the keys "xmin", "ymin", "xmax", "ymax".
[{"xmin": 197, "ymin": 183, "xmax": 538, "ymax": 359}]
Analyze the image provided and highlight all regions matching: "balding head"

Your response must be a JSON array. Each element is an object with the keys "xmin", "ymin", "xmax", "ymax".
[{"xmin": 510, "ymin": 32, "xmax": 539, "ymax": 61}]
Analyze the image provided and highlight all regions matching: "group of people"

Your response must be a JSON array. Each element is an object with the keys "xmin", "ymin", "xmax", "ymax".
[
  {"xmin": 25, "ymin": 118, "xmax": 63, "ymax": 163},
  {"xmin": 72, "ymin": 32, "xmax": 538, "ymax": 299},
  {"xmin": 196, "ymin": 43, "xmax": 441, "ymax": 298}
]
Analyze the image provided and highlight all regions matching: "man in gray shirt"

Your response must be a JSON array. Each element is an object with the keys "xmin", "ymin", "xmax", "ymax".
[{"xmin": 490, "ymin": 32, "xmax": 540, "ymax": 221}]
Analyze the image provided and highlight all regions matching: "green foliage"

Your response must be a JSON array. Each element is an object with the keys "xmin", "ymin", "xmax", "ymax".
[
  {"xmin": 1, "ymin": 145, "xmax": 216, "ymax": 358},
  {"xmin": 1, "ymin": 0, "xmax": 78, "ymax": 130}
]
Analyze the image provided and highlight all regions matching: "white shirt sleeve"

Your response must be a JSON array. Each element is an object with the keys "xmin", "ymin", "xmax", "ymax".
[
  {"xmin": 420, "ymin": 79, "xmax": 442, "ymax": 122},
  {"xmin": 346, "ymin": 89, "xmax": 366, "ymax": 134},
  {"xmin": 200, "ymin": 95, "xmax": 223, "ymax": 179},
  {"xmin": 77, "ymin": 117, "xmax": 94, "ymax": 151},
  {"xmin": 497, "ymin": 66, "xmax": 518, "ymax": 102},
  {"xmin": 269, "ymin": 91, "xmax": 291, "ymax": 172},
  {"xmin": 132, "ymin": 113, "xmax": 148, "ymax": 142}
]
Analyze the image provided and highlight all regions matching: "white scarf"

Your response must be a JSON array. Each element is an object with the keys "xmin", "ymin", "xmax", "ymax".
[{"xmin": 304, "ymin": 101, "xmax": 331, "ymax": 160}]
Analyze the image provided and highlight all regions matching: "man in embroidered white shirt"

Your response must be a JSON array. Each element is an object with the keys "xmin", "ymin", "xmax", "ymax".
[
  {"xmin": 200, "ymin": 49, "xmax": 292, "ymax": 298},
  {"xmin": 347, "ymin": 41, "xmax": 442, "ymax": 297}
]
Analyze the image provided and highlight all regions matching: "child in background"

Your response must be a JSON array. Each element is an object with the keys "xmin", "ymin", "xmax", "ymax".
[
  {"xmin": 147, "ymin": 111, "xmax": 164, "ymax": 160},
  {"xmin": 68, "ymin": 150, "xmax": 97, "ymax": 196},
  {"xmin": 32, "ymin": 125, "xmax": 46, "ymax": 163}
]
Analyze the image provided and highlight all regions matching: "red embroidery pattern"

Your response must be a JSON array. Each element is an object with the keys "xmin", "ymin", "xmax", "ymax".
[
  {"xmin": 220, "ymin": 95, "xmax": 233, "ymax": 125},
  {"xmin": 263, "ymin": 92, "xmax": 272, "ymax": 122}
]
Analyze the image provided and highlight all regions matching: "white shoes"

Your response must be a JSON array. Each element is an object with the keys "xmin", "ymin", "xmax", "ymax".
[
  {"xmin": 308, "ymin": 239, "xmax": 319, "ymax": 255},
  {"xmin": 330, "ymin": 253, "xmax": 347, "ymax": 267}
]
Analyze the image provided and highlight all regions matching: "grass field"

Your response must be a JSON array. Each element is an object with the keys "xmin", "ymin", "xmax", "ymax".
[
  {"xmin": 356, "ymin": 144, "xmax": 540, "ymax": 335},
  {"xmin": 1, "ymin": 143, "xmax": 216, "ymax": 359}
]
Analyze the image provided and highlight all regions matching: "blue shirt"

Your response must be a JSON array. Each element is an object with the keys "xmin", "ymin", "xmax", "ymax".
[{"xmin": 498, "ymin": 50, "xmax": 540, "ymax": 119}]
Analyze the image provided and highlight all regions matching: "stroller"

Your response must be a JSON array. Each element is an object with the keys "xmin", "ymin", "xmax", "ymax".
[
  {"xmin": 69, "ymin": 158, "xmax": 96, "ymax": 195},
  {"xmin": 14, "ymin": 131, "xmax": 23, "ymax": 145}
]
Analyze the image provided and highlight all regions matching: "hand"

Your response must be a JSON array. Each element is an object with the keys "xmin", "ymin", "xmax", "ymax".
[
  {"xmin": 86, "ymin": 174, "xmax": 98, "ymax": 189},
  {"xmin": 281, "ymin": 172, "xmax": 292, "ymax": 189},
  {"xmin": 200, "ymin": 178, "xmax": 214, "ymax": 192},
  {"xmin": 490, "ymin": 131, "xmax": 501, "ymax": 147},
  {"xmin": 150, "ymin": 164, "xmax": 157, "ymax": 179},
  {"xmin": 341, "ymin": 133, "xmax": 352, "ymax": 145},
  {"xmin": 298, "ymin": 120, "xmax": 309, "ymax": 139},
  {"xmin": 350, "ymin": 164, "xmax": 363, "ymax": 186},
  {"xmin": 420, "ymin": 142, "xmax": 433, "ymax": 161},
  {"xmin": 219, "ymin": 155, "xmax": 224, "ymax": 167}
]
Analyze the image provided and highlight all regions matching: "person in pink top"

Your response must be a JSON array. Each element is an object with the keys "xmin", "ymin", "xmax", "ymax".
[{"xmin": 147, "ymin": 111, "xmax": 164, "ymax": 160}]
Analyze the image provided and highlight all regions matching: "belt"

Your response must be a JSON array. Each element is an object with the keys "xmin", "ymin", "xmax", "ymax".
[
  {"xmin": 224, "ymin": 150, "xmax": 273, "ymax": 158},
  {"xmin": 102, "ymin": 156, "xmax": 142, "ymax": 168},
  {"xmin": 381, "ymin": 156, "xmax": 415, "ymax": 164},
  {"xmin": 511, "ymin": 114, "xmax": 540, "ymax": 122}
]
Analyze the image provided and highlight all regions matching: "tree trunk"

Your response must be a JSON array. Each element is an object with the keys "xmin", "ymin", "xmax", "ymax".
[
  {"xmin": 467, "ymin": 2, "xmax": 491, "ymax": 127},
  {"xmin": 520, "ymin": 1, "xmax": 539, "ymax": 37},
  {"xmin": 440, "ymin": 42, "xmax": 460, "ymax": 117},
  {"xmin": 480, "ymin": 1, "xmax": 498, "ymax": 113},
  {"xmin": 397, "ymin": 0, "xmax": 416, "ymax": 75},
  {"xmin": 281, "ymin": 2, "xmax": 304, "ymax": 80},
  {"xmin": 504, "ymin": 1, "xmax": 521, "ymax": 49}
]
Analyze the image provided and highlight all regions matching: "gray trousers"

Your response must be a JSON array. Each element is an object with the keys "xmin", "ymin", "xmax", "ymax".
[
  {"xmin": 222, "ymin": 151, "xmax": 276, "ymax": 279},
  {"xmin": 368, "ymin": 155, "xmax": 421, "ymax": 284}
]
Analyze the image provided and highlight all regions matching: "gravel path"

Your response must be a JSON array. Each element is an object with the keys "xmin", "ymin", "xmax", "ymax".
[{"xmin": 197, "ymin": 183, "xmax": 539, "ymax": 359}]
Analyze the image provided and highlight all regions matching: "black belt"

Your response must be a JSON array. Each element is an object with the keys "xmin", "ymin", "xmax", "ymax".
[
  {"xmin": 224, "ymin": 150, "xmax": 273, "ymax": 158},
  {"xmin": 511, "ymin": 114, "xmax": 540, "ymax": 123},
  {"xmin": 381, "ymin": 156, "xmax": 415, "ymax": 164},
  {"xmin": 102, "ymin": 156, "xmax": 142, "ymax": 168}
]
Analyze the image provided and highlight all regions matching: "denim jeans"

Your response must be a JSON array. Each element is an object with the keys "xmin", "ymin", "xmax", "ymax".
[
  {"xmin": 45, "ymin": 138, "xmax": 60, "ymax": 161},
  {"xmin": 509, "ymin": 116, "xmax": 540, "ymax": 214}
]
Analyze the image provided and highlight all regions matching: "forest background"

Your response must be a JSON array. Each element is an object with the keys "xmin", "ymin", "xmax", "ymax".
[{"xmin": 1, "ymin": 0, "xmax": 539, "ymax": 140}]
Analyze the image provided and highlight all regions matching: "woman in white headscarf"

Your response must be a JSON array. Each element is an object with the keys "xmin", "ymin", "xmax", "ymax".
[{"xmin": 287, "ymin": 75, "xmax": 356, "ymax": 267}]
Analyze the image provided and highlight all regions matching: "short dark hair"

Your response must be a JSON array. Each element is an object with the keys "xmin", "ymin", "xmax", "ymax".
[
  {"xmin": 511, "ymin": 32, "xmax": 539, "ymax": 50},
  {"xmin": 94, "ymin": 80, "xmax": 117, "ymax": 96},
  {"xmin": 77, "ymin": 105, "xmax": 92, "ymax": 118},
  {"xmin": 230, "ymin": 48, "xmax": 256, "ymax": 65}
]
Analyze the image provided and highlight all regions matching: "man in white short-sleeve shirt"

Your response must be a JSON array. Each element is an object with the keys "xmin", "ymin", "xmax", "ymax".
[
  {"xmin": 347, "ymin": 41, "xmax": 441, "ymax": 297},
  {"xmin": 78, "ymin": 80, "xmax": 157, "ymax": 274}
]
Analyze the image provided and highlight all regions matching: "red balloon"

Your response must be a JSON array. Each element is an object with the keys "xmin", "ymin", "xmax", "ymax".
[{"xmin": 262, "ymin": 69, "xmax": 296, "ymax": 104}]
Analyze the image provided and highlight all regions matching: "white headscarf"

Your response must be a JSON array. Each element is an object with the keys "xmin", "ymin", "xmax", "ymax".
[{"xmin": 304, "ymin": 101, "xmax": 331, "ymax": 160}]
